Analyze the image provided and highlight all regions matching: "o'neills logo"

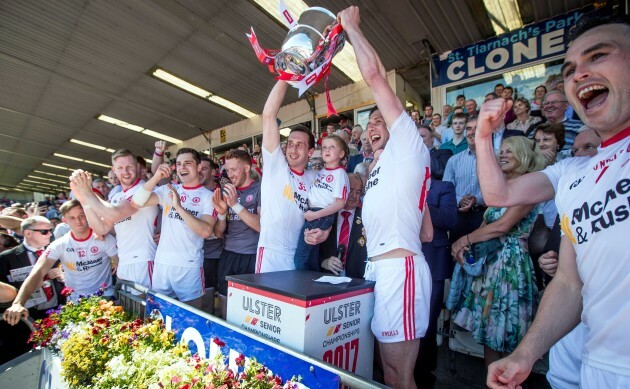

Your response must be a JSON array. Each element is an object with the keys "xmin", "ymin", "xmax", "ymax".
[{"xmin": 242, "ymin": 296, "xmax": 281, "ymax": 323}]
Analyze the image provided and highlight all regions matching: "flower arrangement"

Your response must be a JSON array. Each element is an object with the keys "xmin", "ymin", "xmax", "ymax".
[{"xmin": 28, "ymin": 287, "xmax": 303, "ymax": 389}]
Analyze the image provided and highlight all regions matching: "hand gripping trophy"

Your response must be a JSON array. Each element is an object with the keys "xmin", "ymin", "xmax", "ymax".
[{"xmin": 247, "ymin": 2, "xmax": 346, "ymax": 116}]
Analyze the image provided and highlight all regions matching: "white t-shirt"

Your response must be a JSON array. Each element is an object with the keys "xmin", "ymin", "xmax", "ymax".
[
  {"xmin": 45, "ymin": 230, "xmax": 117, "ymax": 298},
  {"xmin": 258, "ymin": 145, "xmax": 316, "ymax": 256},
  {"xmin": 154, "ymin": 184, "xmax": 214, "ymax": 267},
  {"xmin": 110, "ymin": 179, "xmax": 158, "ymax": 265},
  {"xmin": 363, "ymin": 112, "xmax": 431, "ymax": 257},
  {"xmin": 308, "ymin": 167, "xmax": 349, "ymax": 209},
  {"xmin": 542, "ymin": 127, "xmax": 630, "ymax": 375}
]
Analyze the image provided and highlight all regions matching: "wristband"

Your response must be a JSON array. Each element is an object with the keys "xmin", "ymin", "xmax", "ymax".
[
  {"xmin": 231, "ymin": 203, "xmax": 244, "ymax": 214},
  {"xmin": 131, "ymin": 185, "xmax": 151, "ymax": 206},
  {"xmin": 154, "ymin": 150, "xmax": 164, "ymax": 157},
  {"xmin": 466, "ymin": 234, "xmax": 472, "ymax": 246},
  {"xmin": 217, "ymin": 213, "xmax": 227, "ymax": 221}
]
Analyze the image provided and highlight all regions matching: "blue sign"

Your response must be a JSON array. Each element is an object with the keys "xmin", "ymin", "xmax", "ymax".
[
  {"xmin": 431, "ymin": 6, "xmax": 593, "ymax": 87},
  {"xmin": 146, "ymin": 292, "xmax": 341, "ymax": 389}
]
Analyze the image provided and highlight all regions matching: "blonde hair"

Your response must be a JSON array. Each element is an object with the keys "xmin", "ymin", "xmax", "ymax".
[{"xmin": 501, "ymin": 137, "xmax": 546, "ymax": 174}]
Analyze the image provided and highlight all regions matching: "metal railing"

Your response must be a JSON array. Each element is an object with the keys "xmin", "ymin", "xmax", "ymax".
[{"xmin": 114, "ymin": 280, "xmax": 387, "ymax": 389}]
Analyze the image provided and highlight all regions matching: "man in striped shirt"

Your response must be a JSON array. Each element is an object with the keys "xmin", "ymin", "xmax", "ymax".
[{"xmin": 443, "ymin": 116, "xmax": 485, "ymax": 243}]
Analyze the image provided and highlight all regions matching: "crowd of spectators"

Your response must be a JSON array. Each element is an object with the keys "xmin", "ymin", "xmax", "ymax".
[{"xmin": 0, "ymin": 6, "xmax": 628, "ymax": 389}]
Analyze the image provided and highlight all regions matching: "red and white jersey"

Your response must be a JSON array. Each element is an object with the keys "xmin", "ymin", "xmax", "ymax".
[
  {"xmin": 258, "ymin": 145, "xmax": 316, "ymax": 259},
  {"xmin": 308, "ymin": 167, "xmax": 349, "ymax": 209},
  {"xmin": 154, "ymin": 184, "xmax": 214, "ymax": 267},
  {"xmin": 542, "ymin": 127, "xmax": 630, "ymax": 375},
  {"xmin": 110, "ymin": 179, "xmax": 158, "ymax": 265},
  {"xmin": 46, "ymin": 230, "xmax": 117, "ymax": 298},
  {"xmin": 362, "ymin": 112, "xmax": 431, "ymax": 257}
]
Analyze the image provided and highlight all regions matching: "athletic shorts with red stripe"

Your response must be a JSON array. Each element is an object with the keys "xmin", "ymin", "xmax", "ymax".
[
  {"xmin": 364, "ymin": 255, "xmax": 431, "ymax": 343},
  {"xmin": 255, "ymin": 246, "xmax": 295, "ymax": 273},
  {"xmin": 151, "ymin": 263, "xmax": 205, "ymax": 302},
  {"xmin": 117, "ymin": 260, "xmax": 154, "ymax": 289}
]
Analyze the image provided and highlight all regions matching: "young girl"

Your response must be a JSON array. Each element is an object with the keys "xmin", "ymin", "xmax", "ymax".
[{"xmin": 294, "ymin": 135, "xmax": 350, "ymax": 270}]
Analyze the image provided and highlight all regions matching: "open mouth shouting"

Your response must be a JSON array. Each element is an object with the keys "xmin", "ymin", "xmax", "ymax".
[{"xmin": 577, "ymin": 84, "xmax": 608, "ymax": 113}]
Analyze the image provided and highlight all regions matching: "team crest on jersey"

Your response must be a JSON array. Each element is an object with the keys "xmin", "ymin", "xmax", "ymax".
[
  {"xmin": 90, "ymin": 246, "xmax": 98, "ymax": 254},
  {"xmin": 246, "ymin": 194, "xmax": 253, "ymax": 202},
  {"xmin": 326, "ymin": 174, "xmax": 333, "ymax": 183},
  {"xmin": 192, "ymin": 197, "xmax": 200, "ymax": 203},
  {"xmin": 180, "ymin": 195, "xmax": 187, "ymax": 202}
]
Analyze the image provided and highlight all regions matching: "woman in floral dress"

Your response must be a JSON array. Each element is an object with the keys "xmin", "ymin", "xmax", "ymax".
[{"xmin": 450, "ymin": 136, "xmax": 546, "ymax": 367}]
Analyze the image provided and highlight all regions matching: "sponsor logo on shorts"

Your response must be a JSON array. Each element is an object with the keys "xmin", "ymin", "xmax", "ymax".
[{"xmin": 381, "ymin": 330, "xmax": 399, "ymax": 337}]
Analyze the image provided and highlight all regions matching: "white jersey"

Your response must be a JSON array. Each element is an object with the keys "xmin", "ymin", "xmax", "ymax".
[
  {"xmin": 110, "ymin": 179, "xmax": 158, "ymax": 265},
  {"xmin": 154, "ymin": 183, "xmax": 214, "ymax": 267},
  {"xmin": 257, "ymin": 145, "xmax": 316, "ymax": 258},
  {"xmin": 363, "ymin": 112, "xmax": 431, "ymax": 257},
  {"xmin": 542, "ymin": 127, "xmax": 630, "ymax": 375},
  {"xmin": 308, "ymin": 167, "xmax": 349, "ymax": 209},
  {"xmin": 45, "ymin": 230, "xmax": 117, "ymax": 298}
]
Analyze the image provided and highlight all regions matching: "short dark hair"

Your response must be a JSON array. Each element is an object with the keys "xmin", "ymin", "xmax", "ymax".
[
  {"xmin": 417, "ymin": 124, "xmax": 433, "ymax": 136},
  {"xmin": 486, "ymin": 92, "xmax": 499, "ymax": 99},
  {"xmin": 424, "ymin": 105, "xmax": 433, "ymax": 110},
  {"xmin": 136, "ymin": 156, "xmax": 147, "ymax": 169},
  {"xmin": 567, "ymin": 3, "xmax": 630, "ymax": 43},
  {"xmin": 176, "ymin": 148, "xmax": 201, "ymax": 164},
  {"xmin": 369, "ymin": 105, "xmax": 380, "ymax": 117},
  {"xmin": 503, "ymin": 86, "xmax": 514, "ymax": 93},
  {"xmin": 452, "ymin": 112, "xmax": 467, "ymax": 122},
  {"xmin": 201, "ymin": 156, "xmax": 219, "ymax": 170},
  {"xmin": 456, "ymin": 94, "xmax": 466, "ymax": 100},
  {"xmin": 494, "ymin": 83, "xmax": 504, "ymax": 88},
  {"xmin": 534, "ymin": 123, "xmax": 566, "ymax": 150},
  {"xmin": 289, "ymin": 125, "xmax": 315, "ymax": 149}
]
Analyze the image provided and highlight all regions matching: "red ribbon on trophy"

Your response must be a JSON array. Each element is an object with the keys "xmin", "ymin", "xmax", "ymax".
[{"xmin": 246, "ymin": 4, "xmax": 346, "ymax": 117}]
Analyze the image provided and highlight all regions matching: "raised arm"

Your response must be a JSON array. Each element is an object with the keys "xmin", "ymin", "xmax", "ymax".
[
  {"xmin": 132, "ymin": 164, "xmax": 170, "ymax": 208},
  {"xmin": 152, "ymin": 141, "xmax": 167, "ymax": 175},
  {"xmin": 262, "ymin": 81, "xmax": 288, "ymax": 153},
  {"xmin": 70, "ymin": 170, "xmax": 137, "ymax": 235},
  {"xmin": 487, "ymin": 236, "xmax": 582, "ymax": 388},
  {"xmin": 476, "ymin": 99, "xmax": 555, "ymax": 207},
  {"xmin": 338, "ymin": 7, "xmax": 402, "ymax": 126}
]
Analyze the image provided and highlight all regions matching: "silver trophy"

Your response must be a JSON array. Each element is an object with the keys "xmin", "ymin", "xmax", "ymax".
[{"xmin": 274, "ymin": 7, "xmax": 345, "ymax": 83}]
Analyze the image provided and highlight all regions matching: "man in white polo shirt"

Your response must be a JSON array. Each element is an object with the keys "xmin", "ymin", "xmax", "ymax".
[
  {"xmin": 338, "ymin": 7, "xmax": 433, "ymax": 388},
  {"xmin": 255, "ymin": 81, "xmax": 317, "ymax": 273},
  {"xmin": 70, "ymin": 149, "xmax": 158, "ymax": 289},
  {"xmin": 132, "ymin": 148, "xmax": 215, "ymax": 309},
  {"xmin": 3, "ymin": 200, "xmax": 119, "ymax": 325}
]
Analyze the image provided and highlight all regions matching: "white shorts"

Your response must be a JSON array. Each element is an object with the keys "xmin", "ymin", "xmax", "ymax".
[
  {"xmin": 255, "ymin": 246, "xmax": 295, "ymax": 273},
  {"xmin": 151, "ymin": 263, "xmax": 205, "ymax": 302},
  {"xmin": 364, "ymin": 255, "xmax": 431, "ymax": 343},
  {"xmin": 547, "ymin": 323, "xmax": 587, "ymax": 389},
  {"xmin": 117, "ymin": 260, "xmax": 154, "ymax": 289},
  {"xmin": 580, "ymin": 363, "xmax": 630, "ymax": 388}
]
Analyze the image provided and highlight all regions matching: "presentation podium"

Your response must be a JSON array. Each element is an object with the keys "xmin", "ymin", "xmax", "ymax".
[{"xmin": 226, "ymin": 271, "xmax": 375, "ymax": 379}]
